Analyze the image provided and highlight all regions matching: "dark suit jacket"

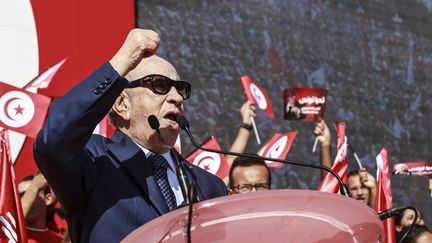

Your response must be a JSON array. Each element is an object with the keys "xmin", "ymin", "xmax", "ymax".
[{"xmin": 33, "ymin": 62, "xmax": 227, "ymax": 243}]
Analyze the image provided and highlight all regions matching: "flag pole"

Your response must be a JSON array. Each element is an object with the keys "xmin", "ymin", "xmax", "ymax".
[
  {"xmin": 251, "ymin": 117, "xmax": 261, "ymax": 145},
  {"xmin": 312, "ymin": 137, "xmax": 319, "ymax": 153},
  {"xmin": 348, "ymin": 143, "xmax": 363, "ymax": 168}
]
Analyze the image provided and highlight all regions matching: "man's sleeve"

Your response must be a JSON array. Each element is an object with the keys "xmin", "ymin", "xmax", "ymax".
[{"xmin": 33, "ymin": 62, "xmax": 128, "ymax": 207}]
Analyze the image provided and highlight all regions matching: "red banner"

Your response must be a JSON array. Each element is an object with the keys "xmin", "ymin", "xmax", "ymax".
[
  {"xmin": 185, "ymin": 137, "xmax": 229, "ymax": 179},
  {"xmin": 0, "ymin": 129, "xmax": 27, "ymax": 242},
  {"xmin": 283, "ymin": 88, "xmax": 328, "ymax": 121},
  {"xmin": 0, "ymin": 82, "xmax": 51, "ymax": 138},
  {"xmin": 375, "ymin": 148, "xmax": 395, "ymax": 243},
  {"xmin": 257, "ymin": 132, "xmax": 298, "ymax": 168},
  {"xmin": 240, "ymin": 76, "xmax": 274, "ymax": 119},
  {"xmin": 317, "ymin": 122, "xmax": 348, "ymax": 193},
  {"xmin": 393, "ymin": 162, "xmax": 432, "ymax": 177}
]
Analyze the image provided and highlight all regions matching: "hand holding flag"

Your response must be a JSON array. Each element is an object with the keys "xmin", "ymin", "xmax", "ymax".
[
  {"xmin": 317, "ymin": 122, "xmax": 348, "ymax": 193},
  {"xmin": 240, "ymin": 76, "xmax": 274, "ymax": 145}
]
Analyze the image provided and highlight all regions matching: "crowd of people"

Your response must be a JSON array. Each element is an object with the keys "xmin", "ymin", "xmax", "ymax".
[{"xmin": 138, "ymin": 0, "xmax": 432, "ymax": 219}]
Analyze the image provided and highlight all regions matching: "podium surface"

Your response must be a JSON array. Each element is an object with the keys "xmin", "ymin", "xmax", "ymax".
[{"xmin": 122, "ymin": 189, "xmax": 383, "ymax": 242}]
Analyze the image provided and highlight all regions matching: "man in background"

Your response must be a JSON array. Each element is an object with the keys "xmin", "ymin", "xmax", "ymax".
[
  {"xmin": 18, "ymin": 172, "xmax": 64, "ymax": 243},
  {"xmin": 228, "ymin": 157, "xmax": 271, "ymax": 194}
]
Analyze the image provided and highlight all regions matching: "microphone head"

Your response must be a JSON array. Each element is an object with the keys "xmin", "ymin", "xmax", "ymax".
[
  {"xmin": 148, "ymin": 115, "xmax": 160, "ymax": 130},
  {"xmin": 177, "ymin": 115, "xmax": 190, "ymax": 130}
]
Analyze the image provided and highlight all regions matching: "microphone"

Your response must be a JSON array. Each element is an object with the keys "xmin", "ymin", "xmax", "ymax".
[
  {"xmin": 377, "ymin": 207, "xmax": 405, "ymax": 220},
  {"xmin": 147, "ymin": 115, "xmax": 191, "ymax": 205},
  {"xmin": 177, "ymin": 115, "xmax": 352, "ymax": 197},
  {"xmin": 148, "ymin": 115, "xmax": 166, "ymax": 145}
]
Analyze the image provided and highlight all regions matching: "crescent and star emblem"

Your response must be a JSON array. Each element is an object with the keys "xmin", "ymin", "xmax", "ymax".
[
  {"xmin": 249, "ymin": 83, "xmax": 268, "ymax": 110},
  {"xmin": 193, "ymin": 151, "xmax": 221, "ymax": 175},
  {"xmin": 0, "ymin": 91, "xmax": 35, "ymax": 128}
]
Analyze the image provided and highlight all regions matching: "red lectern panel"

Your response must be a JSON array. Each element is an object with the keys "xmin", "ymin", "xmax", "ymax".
[{"xmin": 122, "ymin": 189, "xmax": 384, "ymax": 242}]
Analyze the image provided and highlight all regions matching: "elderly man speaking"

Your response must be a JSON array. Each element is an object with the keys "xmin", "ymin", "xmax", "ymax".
[{"xmin": 34, "ymin": 29, "xmax": 227, "ymax": 243}]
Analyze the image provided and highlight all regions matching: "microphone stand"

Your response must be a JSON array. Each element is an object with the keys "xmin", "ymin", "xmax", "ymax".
[
  {"xmin": 171, "ymin": 149, "xmax": 193, "ymax": 205},
  {"xmin": 147, "ymin": 115, "xmax": 194, "ymax": 206},
  {"xmin": 186, "ymin": 181, "xmax": 196, "ymax": 243},
  {"xmin": 178, "ymin": 116, "xmax": 352, "ymax": 197}
]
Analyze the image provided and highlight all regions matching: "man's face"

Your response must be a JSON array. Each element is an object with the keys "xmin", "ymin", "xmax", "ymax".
[
  {"xmin": 397, "ymin": 209, "xmax": 424, "ymax": 231},
  {"xmin": 125, "ymin": 57, "xmax": 184, "ymax": 153},
  {"xmin": 230, "ymin": 165, "xmax": 270, "ymax": 194},
  {"xmin": 18, "ymin": 180, "xmax": 53, "ymax": 221},
  {"xmin": 347, "ymin": 174, "xmax": 370, "ymax": 204}
]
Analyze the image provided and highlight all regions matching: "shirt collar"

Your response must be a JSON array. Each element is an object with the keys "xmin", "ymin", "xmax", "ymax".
[{"xmin": 132, "ymin": 141, "xmax": 176, "ymax": 172}]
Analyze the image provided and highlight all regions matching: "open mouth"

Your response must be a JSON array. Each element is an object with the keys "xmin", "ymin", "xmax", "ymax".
[{"xmin": 164, "ymin": 112, "xmax": 179, "ymax": 123}]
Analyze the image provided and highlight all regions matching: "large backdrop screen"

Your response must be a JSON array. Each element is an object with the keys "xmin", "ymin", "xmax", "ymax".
[{"xmin": 137, "ymin": 0, "xmax": 432, "ymax": 221}]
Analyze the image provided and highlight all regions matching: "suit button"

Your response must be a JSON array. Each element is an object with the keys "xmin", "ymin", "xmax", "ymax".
[
  {"xmin": 100, "ymin": 83, "xmax": 107, "ymax": 89},
  {"xmin": 104, "ymin": 79, "xmax": 112, "ymax": 84},
  {"xmin": 93, "ymin": 89, "xmax": 101, "ymax": 95}
]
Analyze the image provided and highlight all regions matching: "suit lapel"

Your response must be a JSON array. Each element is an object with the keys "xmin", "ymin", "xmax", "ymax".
[{"xmin": 107, "ymin": 130, "xmax": 169, "ymax": 215}]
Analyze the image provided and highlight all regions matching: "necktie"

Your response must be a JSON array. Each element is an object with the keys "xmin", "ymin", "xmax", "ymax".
[{"xmin": 149, "ymin": 154, "xmax": 177, "ymax": 210}]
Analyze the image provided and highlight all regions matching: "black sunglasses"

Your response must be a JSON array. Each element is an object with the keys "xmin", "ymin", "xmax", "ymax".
[{"xmin": 126, "ymin": 74, "xmax": 191, "ymax": 100}]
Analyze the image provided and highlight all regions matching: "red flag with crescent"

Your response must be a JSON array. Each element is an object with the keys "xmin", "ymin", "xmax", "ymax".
[
  {"xmin": 0, "ymin": 129, "xmax": 27, "ymax": 242},
  {"xmin": 257, "ymin": 132, "xmax": 298, "ymax": 168},
  {"xmin": 0, "ymin": 82, "xmax": 51, "ymax": 138},
  {"xmin": 375, "ymin": 148, "xmax": 396, "ymax": 243},
  {"xmin": 317, "ymin": 122, "xmax": 348, "ymax": 193},
  {"xmin": 185, "ymin": 136, "xmax": 229, "ymax": 179},
  {"xmin": 240, "ymin": 76, "xmax": 274, "ymax": 119}
]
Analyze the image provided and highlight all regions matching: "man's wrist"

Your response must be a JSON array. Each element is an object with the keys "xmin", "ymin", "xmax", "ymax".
[{"xmin": 240, "ymin": 122, "xmax": 253, "ymax": 131}]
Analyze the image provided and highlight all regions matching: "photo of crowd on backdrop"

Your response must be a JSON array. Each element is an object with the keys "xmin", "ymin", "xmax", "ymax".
[{"xmin": 1, "ymin": 0, "xmax": 432, "ymax": 242}]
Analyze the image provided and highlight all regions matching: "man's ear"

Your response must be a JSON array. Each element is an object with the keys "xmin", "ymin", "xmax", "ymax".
[
  {"xmin": 112, "ymin": 92, "xmax": 131, "ymax": 121},
  {"xmin": 44, "ymin": 192, "xmax": 55, "ymax": 206},
  {"xmin": 395, "ymin": 225, "xmax": 402, "ymax": 232}
]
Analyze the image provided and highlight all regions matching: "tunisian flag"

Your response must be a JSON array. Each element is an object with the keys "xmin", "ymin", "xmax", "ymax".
[
  {"xmin": 0, "ymin": 82, "xmax": 51, "ymax": 138},
  {"xmin": 186, "ymin": 136, "xmax": 229, "ymax": 179},
  {"xmin": 375, "ymin": 148, "xmax": 396, "ymax": 243},
  {"xmin": 240, "ymin": 76, "xmax": 274, "ymax": 119},
  {"xmin": 257, "ymin": 132, "xmax": 298, "ymax": 168},
  {"xmin": 317, "ymin": 122, "xmax": 348, "ymax": 193},
  {"xmin": 0, "ymin": 129, "xmax": 27, "ymax": 242}
]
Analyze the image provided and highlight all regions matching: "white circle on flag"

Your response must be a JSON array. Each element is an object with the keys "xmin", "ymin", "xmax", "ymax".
[
  {"xmin": 249, "ymin": 83, "xmax": 267, "ymax": 110},
  {"xmin": 0, "ymin": 91, "xmax": 35, "ymax": 128},
  {"xmin": 193, "ymin": 151, "xmax": 221, "ymax": 175},
  {"xmin": 264, "ymin": 136, "xmax": 288, "ymax": 163}
]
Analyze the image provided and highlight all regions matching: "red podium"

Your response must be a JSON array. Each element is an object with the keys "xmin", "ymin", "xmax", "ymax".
[{"xmin": 122, "ymin": 189, "xmax": 384, "ymax": 242}]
